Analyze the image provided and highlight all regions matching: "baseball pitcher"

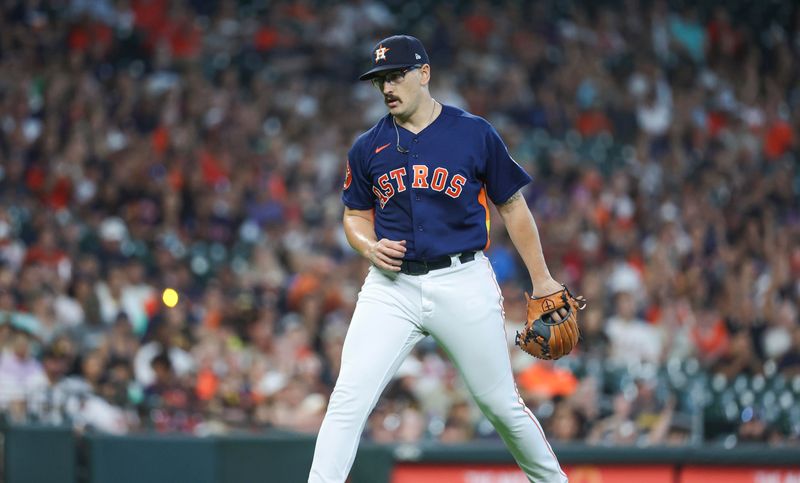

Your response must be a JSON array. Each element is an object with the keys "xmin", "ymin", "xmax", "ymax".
[{"xmin": 308, "ymin": 35, "xmax": 584, "ymax": 483}]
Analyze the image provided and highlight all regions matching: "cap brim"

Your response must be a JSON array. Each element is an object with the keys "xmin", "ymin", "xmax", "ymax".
[{"xmin": 359, "ymin": 63, "xmax": 416, "ymax": 81}]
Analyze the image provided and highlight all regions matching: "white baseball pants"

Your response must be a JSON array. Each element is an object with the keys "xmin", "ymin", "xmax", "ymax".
[{"xmin": 308, "ymin": 251, "xmax": 567, "ymax": 483}]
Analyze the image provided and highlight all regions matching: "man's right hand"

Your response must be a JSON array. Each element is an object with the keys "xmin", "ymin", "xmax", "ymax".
[{"xmin": 366, "ymin": 239, "xmax": 406, "ymax": 271}]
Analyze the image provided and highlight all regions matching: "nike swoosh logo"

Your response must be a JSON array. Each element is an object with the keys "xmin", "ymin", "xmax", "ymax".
[{"xmin": 375, "ymin": 142, "xmax": 392, "ymax": 154}]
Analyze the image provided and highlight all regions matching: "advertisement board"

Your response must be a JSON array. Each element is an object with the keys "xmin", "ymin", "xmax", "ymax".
[
  {"xmin": 682, "ymin": 466, "xmax": 800, "ymax": 483},
  {"xmin": 391, "ymin": 464, "xmax": 675, "ymax": 483}
]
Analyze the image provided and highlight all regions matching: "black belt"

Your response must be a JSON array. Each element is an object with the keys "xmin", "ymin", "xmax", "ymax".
[{"xmin": 399, "ymin": 251, "xmax": 477, "ymax": 276}]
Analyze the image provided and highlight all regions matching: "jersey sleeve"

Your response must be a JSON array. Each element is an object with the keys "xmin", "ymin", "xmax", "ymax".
[
  {"xmin": 483, "ymin": 125, "xmax": 532, "ymax": 204},
  {"xmin": 341, "ymin": 144, "xmax": 374, "ymax": 210}
]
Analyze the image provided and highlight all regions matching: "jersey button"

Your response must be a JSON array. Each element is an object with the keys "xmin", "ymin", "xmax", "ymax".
[
  {"xmin": 415, "ymin": 195, "xmax": 420, "ymax": 201},
  {"xmin": 413, "ymin": 138, "xmax": 418, "ymax": 143},
  {"xmin": 418, "ymin": 225, "xmax": 423, "ymax": 231},
  {"xmin": 413, "ymin": 154, "xmax": 418, "ymax": 159}
]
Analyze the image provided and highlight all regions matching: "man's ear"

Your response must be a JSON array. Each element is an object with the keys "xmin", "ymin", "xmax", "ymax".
[{"xmin": 419, "ymin": 64, "xmax": 431, "ymax": 86}]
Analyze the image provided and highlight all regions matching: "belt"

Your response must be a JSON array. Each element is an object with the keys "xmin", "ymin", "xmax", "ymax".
[{"xmin": 399, "ymin": 251, "xmax": 477, "ymax": 276}]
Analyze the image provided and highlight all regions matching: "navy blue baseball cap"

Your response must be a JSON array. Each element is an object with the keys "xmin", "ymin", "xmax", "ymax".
[{"xmin": 359, "ymin": 35, "xmax": 430, "ymax": 81}]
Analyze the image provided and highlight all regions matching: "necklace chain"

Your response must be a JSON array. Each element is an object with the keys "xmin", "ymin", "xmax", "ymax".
[
  {"xmin": 426, "ymin": 98, "xmax": 437, "ymax": 128},
  {"xmin": 395, "ymin": 98, "xmax": 438, "ymax": 132},
  {"xmin": 392, "ymin": 99, "xmax": 438, "ymax": 154}
]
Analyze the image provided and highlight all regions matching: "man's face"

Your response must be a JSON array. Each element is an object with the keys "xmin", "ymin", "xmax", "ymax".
[
  {"xmin": 43, "ymin": 356, "xmax": 67, "ymax": 380},
  {"xmin": 372, "ymin": 65, "xmax": 428, "ymax": 117},
  {"xmin": 12, "ymin": 334, "xmax": 29, "ymax": 359}
]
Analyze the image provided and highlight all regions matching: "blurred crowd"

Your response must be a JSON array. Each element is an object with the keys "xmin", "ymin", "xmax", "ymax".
[{"xmin": 0, "ymin": 0, "xmax": 798, "ymax": 449}]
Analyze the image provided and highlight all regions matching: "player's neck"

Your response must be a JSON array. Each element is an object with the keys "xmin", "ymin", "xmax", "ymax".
[{"xmin": 394, "ymin": 96, "xmax": 439, "ymax": 134}]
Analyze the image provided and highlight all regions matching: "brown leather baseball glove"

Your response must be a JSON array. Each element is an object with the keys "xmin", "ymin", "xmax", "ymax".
[{"xmin": 515, "ymin": 285, "xmax": 587, "ymax": 360}]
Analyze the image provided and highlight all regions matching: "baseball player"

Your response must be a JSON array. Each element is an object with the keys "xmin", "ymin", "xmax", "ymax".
[{"xmin": 308, "ymin": 35, "xmax": 568, "ymax": 483}]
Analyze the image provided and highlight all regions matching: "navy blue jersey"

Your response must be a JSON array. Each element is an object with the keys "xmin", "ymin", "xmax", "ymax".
[{"xmin": 342, "ymin": 105, "xmax": 531, "ymax": 260}]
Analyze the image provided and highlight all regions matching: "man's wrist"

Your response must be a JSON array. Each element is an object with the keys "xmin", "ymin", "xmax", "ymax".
[{"xmin": 361, "ymin": 239, "xmax": 378, "ymax": 260}]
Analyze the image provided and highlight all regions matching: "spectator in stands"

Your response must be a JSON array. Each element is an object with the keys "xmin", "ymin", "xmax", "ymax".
[
  {"xmin": 549, "ymin": 400, "xmax": 587, "ymax": 443},
  {"xmin": 587, "ymin": 393, "xmax": 639, "ymax": 446},
  {"xmin": 777, "ymin": 326, "xmax": 800, "ymax": 377},
  {"xmin": 0, "ymin": 0, "xmax": 796, "ymax": 447},
  {"xmin": 0, "ymin": 330, "xmax": 46, "ymax": 418},
  {"xmin": 439, "ymin": 400, "xmax": 475, "ymax": 443},
  {"xmin": 606, "ymin": 291, "xmax": 663, "ymax": 367},
  {"xmin": 143, "ymin": 352, "xmax": 196, "ymax": 432},
  {"xmin": 134, "ymin": 321, "xmax": 193, "ymax": 388},
  {"xmin": 26, "ymin": 346, "xmax": 71, "ymax": 425}
]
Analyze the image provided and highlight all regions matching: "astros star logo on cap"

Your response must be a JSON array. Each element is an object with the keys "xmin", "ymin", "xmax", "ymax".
[{"xmin": 374, "ymin": 44, "xmax": 390, "ymax": 62}]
